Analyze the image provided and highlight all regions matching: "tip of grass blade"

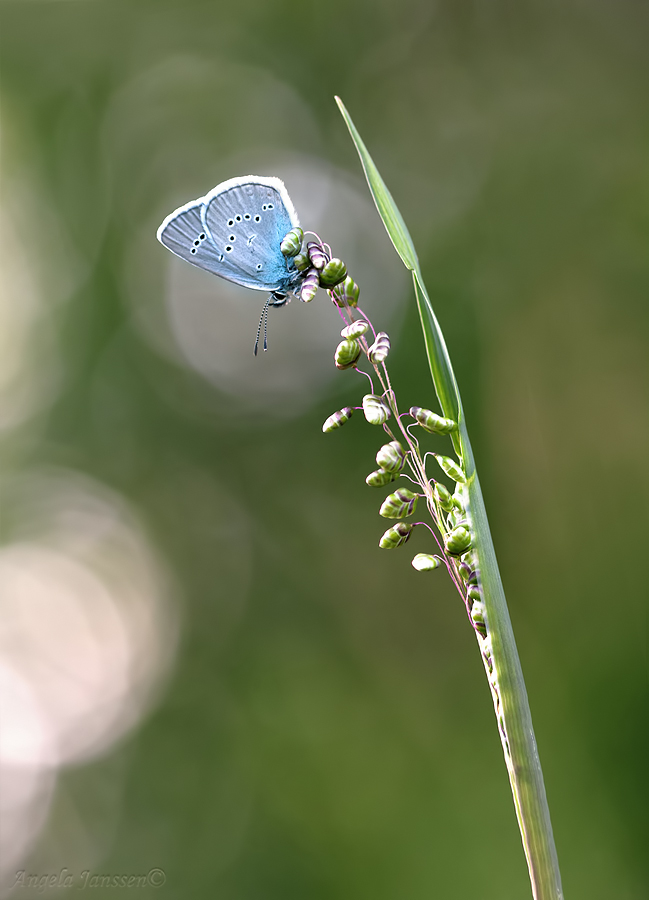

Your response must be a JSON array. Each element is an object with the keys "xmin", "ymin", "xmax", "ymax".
[{"xmin": 334, "ymin": 95, "xmax": 419, "ymax": 274}]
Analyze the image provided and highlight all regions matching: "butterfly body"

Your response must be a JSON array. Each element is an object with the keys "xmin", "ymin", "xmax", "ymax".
[{"xmin": 157, "ymin": 175, "xmax": 304, "ymax": 298}]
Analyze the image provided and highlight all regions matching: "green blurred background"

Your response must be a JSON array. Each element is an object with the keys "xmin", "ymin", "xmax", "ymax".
[{"xmin": 1, "ymin": 1, "xmax": 648, "ymax": 897}]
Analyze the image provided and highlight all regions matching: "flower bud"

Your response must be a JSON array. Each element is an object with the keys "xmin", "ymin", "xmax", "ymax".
[
  {"xmin": 376, "ymin": 440, "xmax": 406, "ymax": 472},
  {"xmin": 293, "ymin": 250, "xmax": 311, "ymax": 272},
  {"xmin": 319, "ymin": 258, "xmax": 347, "ymax": 287},
  {"xmin": 379, "ymin": 488, "xmax": 418, "ymax": 519},
  {"xmin": 434, "ymin": 454, "xmax": 466, "ymax": 483},
  {"xmin": 280, "ymin": 227, "xmax": 304, "ymax": 257},
  {"xmin": 341, "ymin": 321, "xmax": 369, "ymax": 340},
  {"xmin": 334, "ymin": 339, "xmax": 361, "ymax": 370},
  {"xmin": 340, "ymin": 275, "xmax": 360, "ymax": 307},
  {"xmin": 379, "ymin": 522, "xmax": 414, "ymax": 549},
  {"xmin": 434, "ymin": 482, "xmax": 453, "ymax": 511},
  {"xmin": 322, "ymin": 407, "xmax": 354, "ymax": 432},
  {"xmin": 368, "ymin": 332, "xmax": 390, "ymax": 364},
  {"xmin": 300, "ymin": 269, "xmax": 319, "ymax": 302},
  {"xmin": 366, "ymin": 468, "xmax": 397, "ymax": 487},
  {"xmin": 444, "ymin": 526, "xmax": 472, "ymax": 556},
  {"xmin": 410, "ymin": 407, "xmax": 457, "ymax": 434},
  {"xmin": 362, "ymin": 394, "xmax": 391, "ymax": 425},
  {"xmin": 411, "ymin": 553, "xmax": 441, "ymax": 572},
  {"xmin": 467, "ymin": 584, "xmax": 482, "ymax": 601},
  {"xmin": 307, "ymin": 241, "xmax": 329, "ymax": 270}
]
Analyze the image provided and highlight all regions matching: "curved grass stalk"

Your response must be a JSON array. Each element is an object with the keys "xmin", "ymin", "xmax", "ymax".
[{"xmin": 336, "ymin": 96, "xmax": 564, "ymax": 900}]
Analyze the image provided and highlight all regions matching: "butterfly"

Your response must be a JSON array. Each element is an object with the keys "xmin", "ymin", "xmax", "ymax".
[{"xmin": 157, "ymin": 176, "xmax": 306, "ymax": 353}]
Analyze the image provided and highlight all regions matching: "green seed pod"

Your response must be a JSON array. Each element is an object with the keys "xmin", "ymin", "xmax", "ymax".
[
  {"xmin": 471, "ymin": 602, "xmax": 487, "ymax": 636},
  {"xmin": 434, "ymin": 482, "xmax": 453, "ymax": 511},
  {"xmin": 410, "ymin": 406, "xmax": 457, "ymax": 435},
  {"xmin": 362, "ymin": 394, "xmax": 391, "ymax": 425},
  {"xmin": 307, "ymin": 241, "xmax": 329, "ymax": 270},
  {"xmin": 280, "ymin": 227, "xmax": 304, "ymax": 257},
  {"xmin": 300, "ymin": 269, "xmax": 319, "ymax": 303},
  {"xmin": 434, "ymin": 454, "xmax": 466, "ymax": 483},
  {"xmin": 411, "ymin": 553, "xmax": 441, "ymax": 572},
  {"xmin": 334, "ymin": 339, "xmax": 361, "ymax": 370},
  {"xmin": 368, "ymin": 332, "xmax": 390, "ymax": 364},
  {"xmin": 467, "ymin": 584, "xmax": 482, "ymax": 601},
  {"xmin": 446, "ymin": 509, "xmax": 469, "ymax": 530},
  {"xmin": 470, "ymin": 602, "xmax": 485, "ymax": 624},
  {"xmin": 340, "ymin": 321, "xmax": 369, "ymax": 340},
  {"xmin": 293, "ymin": 250, "xmax": 311, "ymax": 272},
  {"xmin": 340, "ymin": 275, "xmax": 360, "ymax": 307},
  {"xmin": 319, "ymin": 258, "xmax": 347, "ymax": 287},
  {"xmin": 379, "ymin": 522, "xmax": 414, "ymax": 550},
  {"xmin": 376, "ymin": 440, "xmax": 406, "ymax": 472},
  {"xmin": 379, "ymin": 488, "xmax": 419, "ymax": 519},
  {"xmin": 458, "ymin": 561, "xmax": 476, "ymax": 583},
  {"xmin": 445, "ymin": 525, "xmax": 472, "ymax": 556},
  {"xmin": 366, "ymin": 468, "xmax": 397, "ymax": 487},
  {"xmin": 322, "ymin": 407, "xmax": 354, "ymax": 432},
  {"xmin": 453, "ymin": 482, "xmax": 468, "ymax": 509}
]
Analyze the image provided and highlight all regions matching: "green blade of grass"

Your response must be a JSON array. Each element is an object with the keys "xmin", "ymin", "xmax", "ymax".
[
  {"xmin": 336, "ymin": 95, "xmax": 564, "ymax": 900},
  {"xmin": 412, "ymin": 272, "xmax": 461, "ymax": 457},
  {"xmin": 335, "ymin": 97, "xmax": 419, "ymax": 274}
]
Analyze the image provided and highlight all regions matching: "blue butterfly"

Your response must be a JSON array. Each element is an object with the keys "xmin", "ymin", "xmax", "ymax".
[{"xmin": 157, "ymin": 176, "xmax": 306, "ymax": 353}]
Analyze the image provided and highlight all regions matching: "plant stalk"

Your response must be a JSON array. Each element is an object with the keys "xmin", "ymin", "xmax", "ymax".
[{"xmin": 336, "ymin": 96, "xmax": 564, "ymax": 900}]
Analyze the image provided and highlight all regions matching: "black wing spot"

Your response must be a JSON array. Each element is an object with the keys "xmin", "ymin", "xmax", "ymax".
[
  {"xmin": 267, "ymin": 203, "xmax": 274, "ymax": 209},
  {"xmin": 235, "ymin": 215, "xmax": 242, "ymax": 222},
  {"xmin": 229, "ymin": 234, "xmax": 236, "ymax": 241},
  {"xmin": 218, "ymin": 254, "xmax": 224, "ymax": 261},
  {"xmin": 190, "ymin": 248, "xmax": 197, "ymax": 254},
  {"xmin": 244, "ymin": 213, "xmax": 251, "ymax": 220},
  {"xmin": 254, "ymin": 215, "xmax": 261, "ymax": 222},
  {"xmin": 227, "ymin": 219, "xmax": 234, "ymax": 227},
  {"xmin": 225, "ymin": 245, "xmax": 233, "ymax": 252},
  {"xmin": 256, "ymin": 264, "xmax": 263, "ymax": 270},
  {"xmin": 193, "ymin": 240, "xmax": 200, "ymax": 246},
  {"xmin": 261, "ymin": 204, "xmax": 267, "ymax": 211},
  {"xmin": 199, "ymin": 232, "xmax": 206, "ymax": 240}
]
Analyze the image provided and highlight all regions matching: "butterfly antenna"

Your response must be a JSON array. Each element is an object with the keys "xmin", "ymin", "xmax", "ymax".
[{"xmin": 254, "ymin": 298, "xmax": 271, "ymax": 356}]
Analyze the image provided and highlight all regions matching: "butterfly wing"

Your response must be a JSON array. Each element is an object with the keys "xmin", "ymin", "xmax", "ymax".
[
  {"xmin": 157, "ymin": 198, "xmax": 243, "ymax": 279},
  {"xmin": 201, "ymin": 176, "xmax": 298, "ymax": 292}
]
